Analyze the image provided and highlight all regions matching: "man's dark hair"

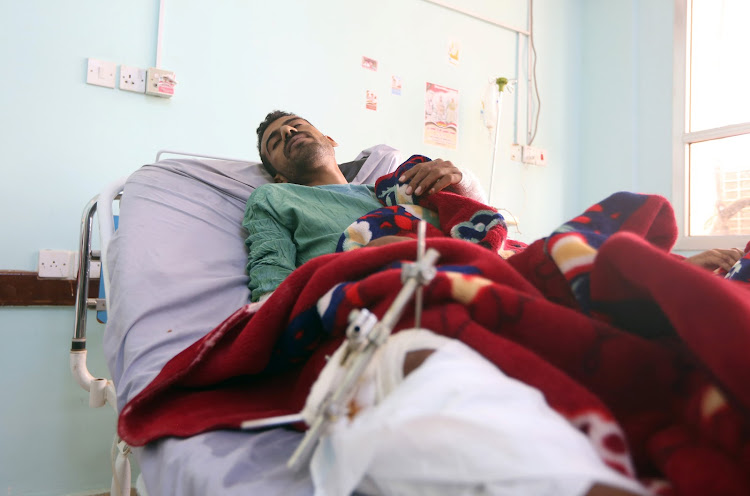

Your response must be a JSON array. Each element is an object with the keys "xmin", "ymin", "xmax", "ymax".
[{"xmin": 256, "ymin": 110, "xmax": 296, "ymax": 178}]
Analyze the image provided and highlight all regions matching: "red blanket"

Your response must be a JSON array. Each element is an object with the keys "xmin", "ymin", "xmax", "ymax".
[{"xmin": 119, "ymin": 192, "xmax": 750, "ymax": 495}]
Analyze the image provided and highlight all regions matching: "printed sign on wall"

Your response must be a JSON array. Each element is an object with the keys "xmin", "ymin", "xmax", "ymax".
[
  {"xmin": 366, "ymin": 90, "xmax": 378, "ymax": 111},
  {"xmin": 361, "ymin": 56, "xmax": 378, "ymax": 71},
  {"xmin": 391, "ymin": 76, "xmax": 402, "ymax": 96},
  {"xmin": 424, "ymin": 82, "xmax": 459, "ymax": 149},
  {"xmin": 448, "ymin": 40, "xmax": 461, "ymax": 66}
]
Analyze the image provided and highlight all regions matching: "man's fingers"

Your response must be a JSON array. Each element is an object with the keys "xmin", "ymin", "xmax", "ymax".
[
  {"xmin": 426, "ymin": 174, "xmax": 459, "ymax": 194},
  {"xmin": 725, "ymin": 248, "xmax": 744, "ymax": 262},
  {"xmin": 717, "ymin": 255, "xmax": 734, "ymax": 271},
  {"xmin": 714, "ymin": 248, "xmax": 742, "ymax": 271},
  {"xmin": 401, "ymin": 159, "xmax": 461, "ymax": 196},
  {"xmin": 399, "ymin": 160, "xmax": 444, "ymax": 184},
  {"xmin": 720, "ymin": 251, "xmax": 741, "ymax": 270},
  {"xmin": 708, "ymin": 252, "xmax": 734, "ymax": 271},
  {"xmin": 403, "ymin": 166, "xmax": 433, "ymax": 195},
  {"xmin": 413, "ymin": 169, "xmax": 460, "ymax": 195},
  {"xmin": 415, "ymin": 169, "xmax": 443, "ymax": 194}
]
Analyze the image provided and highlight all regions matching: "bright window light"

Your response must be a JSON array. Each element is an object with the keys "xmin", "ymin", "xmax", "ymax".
[
  {"xmin": 689, "ymin": 0, "xmax": 750, "ymax": 132},
  {"xmin": 674, "ymin": 0, "xmax": 750, "ymax": 247}
]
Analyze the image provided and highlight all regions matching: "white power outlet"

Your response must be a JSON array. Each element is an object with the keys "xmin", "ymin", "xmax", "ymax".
[
  {"xmin": 510, "ymin": 144, "xmax": 522, "ymax": 162},
  {"xmin": 38, "ymin": 250, "xmax": 78, "ymax": 279},
  {"xmin": 86, "ymin": 58, "xmax": 116, "ymax": 88},
  {"xmin": 522, "ymin": 145, "xmax": 548, "ymax": 166},
  {"xmin": 146, "ymin": 67, "xmax": 177, "ymax": 98},
  {"xmin": 120, "ymin": 65, "xmax": 146, "ymax": 93}
]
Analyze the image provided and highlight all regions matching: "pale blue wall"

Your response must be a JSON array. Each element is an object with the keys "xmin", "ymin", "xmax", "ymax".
[
  {"xmin": 577, "ymin": 0, "xmax": 674, "ymax": 212},
  {"xmin": 635, "ymin": 0, "xmax": 675, "ymax": 199},
  {"xmin": 0, "ymin": 0, "xmax": 654, "ymax": 494}
]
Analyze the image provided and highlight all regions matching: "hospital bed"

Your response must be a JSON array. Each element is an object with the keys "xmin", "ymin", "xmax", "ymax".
[
  {"xmin": 71, "ymin": 146, "xmax": 750, "ymax": 496},
  {"xmin": 71, "ymin": 146, "xmax": 401, "ymax": 495}
]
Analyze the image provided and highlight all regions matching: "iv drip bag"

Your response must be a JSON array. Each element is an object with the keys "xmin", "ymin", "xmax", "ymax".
[{"xmin": 481, "ymin": 81, "xmax": 499, "ymax": 130}]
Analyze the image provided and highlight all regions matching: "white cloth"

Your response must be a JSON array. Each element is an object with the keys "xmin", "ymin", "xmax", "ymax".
[
  {"xmin": 352, "ymin": 145, "xmax": 403, "ymax": 185},
  {"xmin": 353, "ymin": 145, "xmax": 488, "ymax": 204},
  {"xmin": 307, "ymin": 330, "xmax": 647, "ymax": 496},
  {"xmin": 455, "ymin": 167, "xmax": 488, "ymax": 204}
]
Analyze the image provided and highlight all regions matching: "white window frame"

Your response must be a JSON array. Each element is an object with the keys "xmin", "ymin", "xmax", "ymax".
[{"xmin": 672, "ymin": 0, "xmax": 750, "ymax": 250}]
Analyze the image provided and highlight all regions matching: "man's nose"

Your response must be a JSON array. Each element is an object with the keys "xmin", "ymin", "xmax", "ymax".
[{"xmin": 280, "ymin": 125, "xmax": 297, "ymax": 142}]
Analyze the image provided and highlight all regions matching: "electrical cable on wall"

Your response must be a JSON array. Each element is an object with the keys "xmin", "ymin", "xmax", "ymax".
[
  {"xmin": 156, "ymin": 0, "xmax": 165, "ymax": 68},
  {"xmin": 528, "ymin": 0, "xmax": 541, "ymax": 146},
  {"xmin": 146, "ymin": 0, "xmax": 178, "ymax": 98},
  {"xmin": 498, "ymin": 208, "xmax": 522, "ymax": 234}
]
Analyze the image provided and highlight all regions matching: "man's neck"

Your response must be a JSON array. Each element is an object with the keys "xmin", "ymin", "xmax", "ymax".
[{"xmin": 301, "ymin": 166, "xmax": 348, "ymax": 186}]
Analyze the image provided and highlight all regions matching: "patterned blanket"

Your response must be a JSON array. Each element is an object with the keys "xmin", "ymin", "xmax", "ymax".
[
  {"xmin": 337, "ymin": 154, "xmax": 527, "ymax": 257},
  {"xmin": 118, "ymin": 167, "xmax": 750, "ymax": 495}
]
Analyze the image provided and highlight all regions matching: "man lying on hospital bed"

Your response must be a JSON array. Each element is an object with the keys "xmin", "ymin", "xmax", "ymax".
[
  {"xmin": 244, "ymin": 110, "xmax": 656, "ymax": 496},
  {"xmin": 246, "ymin": 110, "xmax": 744, "ymax": 305},
  {"xmin": 245, "ymin": 110, "xmax": 487, "ymax": 304}
]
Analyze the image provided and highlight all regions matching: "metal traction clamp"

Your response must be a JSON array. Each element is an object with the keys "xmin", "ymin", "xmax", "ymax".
[{"xmin": 286, "ymin": 221, "xmax": 439, "ymax": 470}]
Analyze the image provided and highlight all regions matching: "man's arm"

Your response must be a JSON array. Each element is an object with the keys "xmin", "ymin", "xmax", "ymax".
[
  {"xmin": 397, "ymin": 159, "xmax": 488, "ymax": 203},
  {"xmin": 243, "ymin": 191, "xmax": 298, "ymax": 302}
]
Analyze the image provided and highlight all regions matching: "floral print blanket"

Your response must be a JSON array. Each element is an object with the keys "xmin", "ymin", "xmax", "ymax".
[{"xmin": 337, "ymin": 154, "xmax": 527, "ymax": 257}]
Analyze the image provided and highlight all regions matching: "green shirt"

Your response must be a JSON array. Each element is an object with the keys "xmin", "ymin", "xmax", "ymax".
[{"xmin": 243, "ymin": 183, "xmax": 382, "ymax": 302}]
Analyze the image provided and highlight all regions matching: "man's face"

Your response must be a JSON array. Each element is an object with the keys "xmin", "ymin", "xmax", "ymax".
[{"xmin": 260, "ymin": 115, "xmax": 337, "ymax": 183}]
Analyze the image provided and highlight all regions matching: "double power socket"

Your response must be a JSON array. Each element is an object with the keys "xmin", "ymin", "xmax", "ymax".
[
  {"xmin": 37, "ymin": 250, "xmax": 101, "ymax": 279},
  {"xmin": 38, "ymin": 250, "xmax": 78, "ymax": 279},
  {"xmin": 510, "ymin": 144, "xmax": 548, "ymax": 166}
]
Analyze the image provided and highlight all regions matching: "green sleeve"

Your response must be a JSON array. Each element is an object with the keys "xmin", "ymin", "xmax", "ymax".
[{"xmin": 243, "ymin": 189, "xmax": 297, "ymax": 302}]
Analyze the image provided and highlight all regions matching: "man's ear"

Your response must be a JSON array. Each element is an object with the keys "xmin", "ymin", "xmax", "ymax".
[
  {"xmin": 325, "ymin": 135, "xmax": 338, "ymax": 148},
  {"xmin": 273, "ymin": 173, "xmax": 289, "ymax": 184}
]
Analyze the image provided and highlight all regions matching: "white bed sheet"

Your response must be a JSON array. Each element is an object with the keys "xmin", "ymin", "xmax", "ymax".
[{"xmin": 103, "ymin": 145, "xmax": 401, "ymax": 495}]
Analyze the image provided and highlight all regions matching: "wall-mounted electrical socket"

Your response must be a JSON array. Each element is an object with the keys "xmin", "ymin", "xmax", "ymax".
[
  {"xmin": 511, "ymin": 145, "xmax": 548, "ymax": 166},
  {"xmin": 38, "ymin": 250, "xmax": 78, "ymax": 279},
  {"xmin": 146, "ymin": 67, "xmax": 177, "ymax": 98},
  {"xmin": 119, "ymin": 65, "xmax": 147, "ymax": 93},
  {"xmin": 86, "ymin": 58, "xmax": 116, "ymax": 89},
  {"xmin": 510, "ymin": 144, "xmax": 522, "ymax": 162},
  {"xmin": 522, "ymin": 145, "xmax": 548, "ymax": 166}
]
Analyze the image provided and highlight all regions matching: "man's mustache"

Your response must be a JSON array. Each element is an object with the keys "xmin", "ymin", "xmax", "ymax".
[{"xmin": 284, "ymin": 131, "xmax": 313, "ymax": 158}]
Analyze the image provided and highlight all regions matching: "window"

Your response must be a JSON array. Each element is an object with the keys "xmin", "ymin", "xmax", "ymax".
[{"xmin": 673, "ymin": 0, "xmax": 750, "ymax": 250}]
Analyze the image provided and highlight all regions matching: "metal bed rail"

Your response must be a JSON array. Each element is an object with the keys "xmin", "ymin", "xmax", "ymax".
[{"xmin": 70, "ymin": 178, "xmax": 131, "ymax": 496}]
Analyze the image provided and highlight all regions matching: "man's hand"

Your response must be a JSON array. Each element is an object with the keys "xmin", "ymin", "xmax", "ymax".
[
  {"xmin": 398, "ymin": 159, "xmax": 462, "ymax": 196},
  {"xmin": 686, "ymin": 248, "xmax": 744, "ymax": 272}
]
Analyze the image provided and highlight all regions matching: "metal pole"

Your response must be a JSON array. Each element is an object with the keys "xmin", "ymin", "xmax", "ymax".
[
  {"xmin": 527, "ymin": 0, "xmax": 533, "ymax": 143},
  {"xmin": 488, "ymin": 90, "xmax": 504, "ymax": 204},
  {"xmin": 421, "ymin": 0, "xmax": 530, "ymax": 35},
  {"xmin": 516, "ymin": 32, "xmax": 522, "ymax": 145},
  {"xmin": 73, "ymin": 196, "xmax": 98, "ymax": 347}
]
